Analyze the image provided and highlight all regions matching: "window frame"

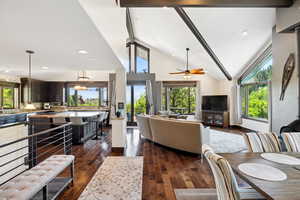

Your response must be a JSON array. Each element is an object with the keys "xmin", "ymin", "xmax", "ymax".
[
  {"xmin": 239, "ymin": 46, "xmax": 272, "ymax": 122},
  {"xmin": 240, "ymin": 82, "xmax": 270, "ymax": 123},
  {"xmin": 163, "ymin": 84, "xmax": 196, "ymax": 115},
  {"xmin": 2, "ymin": 86, "xmax": 15, "ymax": 109},
  {"xmin": 134, "ymin": 43, "xmax": 150, "ymax": 74},
  {"xmin": 67, "ymin": 86, "xmax": 108, "ymax": 107}
]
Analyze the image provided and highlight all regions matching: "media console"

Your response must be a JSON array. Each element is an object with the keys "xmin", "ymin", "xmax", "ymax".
[{"xmin": 202, "ymin": 110, "xmax": 229, "ymax": 128}]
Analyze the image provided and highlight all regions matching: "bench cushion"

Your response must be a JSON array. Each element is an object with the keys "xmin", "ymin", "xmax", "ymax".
[{"xmin": 0, "ymin": 155, "xmax": 74, "ymax": 200}]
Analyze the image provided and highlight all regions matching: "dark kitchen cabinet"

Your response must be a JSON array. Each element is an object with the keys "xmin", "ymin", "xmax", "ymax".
[
  {"xmin": 21, "ymin": 78, "xmax": 48, "ymax": 103},
  {"xmin": 21, "ymin": 79, "xmax": 64, "ymax": 103},
  {"xmin": 47, "ymin": 82, "xmax": 64, "ymax": 103}
]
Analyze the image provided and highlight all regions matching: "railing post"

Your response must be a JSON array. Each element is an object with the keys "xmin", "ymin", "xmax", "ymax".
[{"xmin": 63, "ymin": 125, "xmax": 66, "ymax": 155}]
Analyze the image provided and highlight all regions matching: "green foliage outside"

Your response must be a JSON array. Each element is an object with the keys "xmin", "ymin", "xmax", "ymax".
[
  {"xmin": 3, "ymin": 88, "xmax": 14, "ymax": 108},
  {"xmin": 241, "ymin": 64, "xmax": 272, "ymax": 119},
  {"xmin": 248, "ymin": 86, "xmax": 268, "ymax": 119},
  {"xmin": 126, "ymin": 93, "xmax": 147, "ymax": 120},
  {"xmin": 169, "ymin": 87, "xmax": 196, "ymax": 114}
]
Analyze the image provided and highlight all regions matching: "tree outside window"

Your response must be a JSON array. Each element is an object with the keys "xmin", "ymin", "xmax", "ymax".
[
  {"xmin": 67, "ymin": 87, "xmax": 107, "ymax": 107},
  {"xmin": 3, "ymin": 87, "xmax": 14, "ymax": 109},
  {"xmin": 240, "ymin": 54, "xmax": 272, "ymax": 120}
]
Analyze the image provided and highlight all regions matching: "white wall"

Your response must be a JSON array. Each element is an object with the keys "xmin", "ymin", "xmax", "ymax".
[
  {"xmin": 271, "ymin": 28, "xmax": 297, "ymax": 134},
  {"xmin": 276, "ymin": 0, "xmax": 300, "ymax": 32}
]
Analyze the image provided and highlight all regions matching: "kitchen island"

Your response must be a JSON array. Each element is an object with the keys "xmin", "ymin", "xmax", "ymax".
[{"xmin": 29, "ymin": 111, "xmax": 106, "ymax": 144}]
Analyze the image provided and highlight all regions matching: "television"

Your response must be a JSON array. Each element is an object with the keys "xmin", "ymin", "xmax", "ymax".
[{"xmin": 202, "ymin": 95, "xmax": 228, "ymax": 111}]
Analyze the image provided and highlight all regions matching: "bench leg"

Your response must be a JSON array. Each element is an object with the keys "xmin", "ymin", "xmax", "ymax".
[
  {"xmin": 70, "ymin": 161, "xmax": 75, "ymax": 186},
  {"xmin": 43, "ymin": 185, "xmax": 48, "ymax": 200}
]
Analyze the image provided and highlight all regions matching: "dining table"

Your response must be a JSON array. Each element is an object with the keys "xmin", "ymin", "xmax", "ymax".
[{"xmin": 220, "ymin": 152, "xmax": 300, "ymax": 200}]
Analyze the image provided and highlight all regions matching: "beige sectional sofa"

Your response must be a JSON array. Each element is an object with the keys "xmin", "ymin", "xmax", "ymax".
[{"xmin": 136, "ymin": 115, "xmax": 204, "ymax": 154}]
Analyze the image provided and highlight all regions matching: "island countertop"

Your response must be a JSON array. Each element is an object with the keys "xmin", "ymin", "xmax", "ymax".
[{"xmin": 28, "ymin": 111, "xmax": 104, "ymax": 118}]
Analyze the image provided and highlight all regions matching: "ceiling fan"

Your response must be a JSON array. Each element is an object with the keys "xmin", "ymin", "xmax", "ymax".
[{"xmin": 169, "ymin": 48, "xmax": 205, "ymax": 79}]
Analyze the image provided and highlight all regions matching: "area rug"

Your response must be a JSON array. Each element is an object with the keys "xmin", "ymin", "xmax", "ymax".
[
  {"xmin": 174, "ymin": 188, "xmax": 217, "ymax": 200},
  {"xmin": 78, "ymin": 156, "xmax": 143, "ymax": 200},
  {"xmin": 208, "ymin": 129, "xmax": 247, "ymax": 153}
]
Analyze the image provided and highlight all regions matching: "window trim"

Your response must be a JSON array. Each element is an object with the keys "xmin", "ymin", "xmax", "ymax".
[
  {"xmin": 238, "ymin": 45, "xmax": 272, "ymax": 84},
  {"xmin": 2, "ymin": 87, "xmax": 15, "ymax": 109},
  {"xmin": 164, "ymin": 85, "xmax": 196, "ymax": 115},
  {"xmin": 67, "ymin": 86, "xmax": 108, "ymax": 107},
  {"xmin": 134, "ymin": 42, "xmax": 150, "ymax": 73}
]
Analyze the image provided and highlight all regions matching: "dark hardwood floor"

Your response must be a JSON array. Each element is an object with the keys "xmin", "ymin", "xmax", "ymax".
[{"xmin": 58, "ymin": 126, "xmax": 247, "ymax": 200}]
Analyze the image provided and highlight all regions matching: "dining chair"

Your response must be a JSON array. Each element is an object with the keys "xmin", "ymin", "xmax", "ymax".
[
  {"xmin": 243, "ymin": 132, "xmax": 281, "ymax": 152},
  {"xmin": 282, "ymin": 132, "xmax": 300, "ymax": 152},
  {"xmin": 203, "ymin": 145, "xmax": 265, "ymax": 200}
]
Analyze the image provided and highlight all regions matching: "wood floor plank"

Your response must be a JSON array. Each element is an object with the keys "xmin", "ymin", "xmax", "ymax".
[{"xmin": 58, "ymin": 127, "xmax": 246, "ymax": 200}]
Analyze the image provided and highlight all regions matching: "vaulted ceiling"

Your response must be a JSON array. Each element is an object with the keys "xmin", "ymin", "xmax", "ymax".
[
  {"xmin": 0, "ymin": 0, "xmax": 122, "ymax": 79},
  {"xmin": 0, "ymin": 0, "xmax": 275, "ymax": 80},
  {"xmin": 81, "ymin": 0, "xmax": 275, "ymax": 79}
]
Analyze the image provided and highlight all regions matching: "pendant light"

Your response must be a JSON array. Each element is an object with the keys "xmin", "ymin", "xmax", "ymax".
[
  {"xmin": 24, "ymin": 50, "xmax": 36, "ymax": 110},
  {"xmin": 74, "ymin": 71, "xmax": 89, "ymax": 90}
]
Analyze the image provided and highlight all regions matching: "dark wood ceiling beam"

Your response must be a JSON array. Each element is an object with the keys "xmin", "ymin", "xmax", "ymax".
[
  {"xmin": 120, "ymin": 0, "xmax": 292, "ymax": 7},
  {"xmin": 175, "ymin": 7, "xmax": 232, "ymax": 80},
  {"xmin": 126, "ymin": 8, "xmax": 135, "ymax": 42}
]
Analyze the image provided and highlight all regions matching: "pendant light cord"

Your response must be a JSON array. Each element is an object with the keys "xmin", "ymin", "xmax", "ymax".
[{"xmin": 26, "ymin": 50, "xmax": 34, "ymax": 104}]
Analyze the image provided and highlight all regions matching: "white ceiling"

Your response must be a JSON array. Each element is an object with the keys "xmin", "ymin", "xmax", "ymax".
[
  {"xmin": 0, "ymin": 0, "xmax": 122, "ymax": 79},
  {"xmin": 131, "ymin": 7, "xmax": 275, "ymax": 79},
  {"xmin": 0, "ymin": 0, "xmax": 276, "ymax": 80}
]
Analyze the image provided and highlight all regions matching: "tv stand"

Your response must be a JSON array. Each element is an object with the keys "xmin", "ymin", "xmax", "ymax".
[{"xmin": 202, "ymin": 110, "xmax": 229, "ymax": 128}]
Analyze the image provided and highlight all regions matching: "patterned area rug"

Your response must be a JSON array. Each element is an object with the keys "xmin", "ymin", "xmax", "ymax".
[
  {"xmin": 209, "ymin": 129, "xmax": 247, "ymax": 153},
  {"xmin": 79, "ymin": 156, "xmax": 143, "ymax": 200}
]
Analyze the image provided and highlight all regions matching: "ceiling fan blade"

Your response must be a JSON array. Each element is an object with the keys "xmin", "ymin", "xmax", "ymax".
[
  {"xmin": 190, "ymin": 68, "xmax": 204, "ymax": 73},
  {"xmin": 191, "ymin": 71, "xmax": 205, "ymax": 74},
  {"xmin": 169, "ymin": 72, "xmax": 186, "ymax": 74}
]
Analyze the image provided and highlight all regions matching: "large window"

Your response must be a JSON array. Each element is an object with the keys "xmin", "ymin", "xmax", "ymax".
[
  {"xmin": 135, "ymin": 44, "xmax": 149, "ymax": 73},
  {"xmin": 239, "ymin": 52, "xmax": 272, "ymax": 121},
  {"xmin": 127, "ymin": 43, "xmax": 150, "ymax": 73},
  {"xmin": 3, "ymin": 87, "xmax": 14, "ymax": 109},
  {"xmin": 67, "ymin": 87, "xmax": 108, "ymax": 107},
  {"xmin": 162, "ymin": 85, "xmax": 196, "ymax": 115}
]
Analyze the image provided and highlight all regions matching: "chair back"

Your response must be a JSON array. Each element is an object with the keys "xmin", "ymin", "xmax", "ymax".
[
  {"xmin": 99, "ymin": 112, "xmax": 106, "ymax": 122},
  {"xmin": 282, "ymin": 132, "xmax": 300, "ymax": 152},
  {"xmin": 136, "ymin": 115, "xmax": 152, "ymax": 140},
  {"xmin": 203, "ymin": 145, "xmax": 240, "ymax": 200},
  {"xmin": 52, "ymin": 117, "xmax": 67, "ymax": 125},
  {"xmin": 70, "ymin": 117, "xmax": 84, "ymax": 125},
  {"xmin": 243, "ymin": 132, "xmax": 281, "ymax": 152}
]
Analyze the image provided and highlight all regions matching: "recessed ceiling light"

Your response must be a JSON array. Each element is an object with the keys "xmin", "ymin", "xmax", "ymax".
[
  {"xmin": 4, "ymin": 70, "xmax": 9, "ymax": 73},
  {"xmin": 78, "ymin": 50, "xmax": 88, "ymax": 54},
  {"xmin": 41, "ymin": 66, "xmax": 49, "ymax": 70},
  {"xmin": 242, "ymin": 30, "xmax": 248, "ymax": 36}
]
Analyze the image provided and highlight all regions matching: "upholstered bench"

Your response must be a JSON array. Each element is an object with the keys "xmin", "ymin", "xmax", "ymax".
[{"xmin": 0, "ymin": 155, "xmax": 75, "ymax": 200}]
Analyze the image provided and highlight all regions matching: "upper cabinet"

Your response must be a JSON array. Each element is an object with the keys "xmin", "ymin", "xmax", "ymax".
[
  {"xmin": 21, "ymin": 79, "xmax": 64, "ymax": 104},
  {"xmin": 47, "ymin": 82, "xmax": 64, "ymax": 103}
]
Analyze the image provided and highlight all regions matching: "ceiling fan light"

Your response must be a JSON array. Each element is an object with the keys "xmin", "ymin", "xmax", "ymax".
[{"xmin": 183, "ymin": 74, "xmax": 192, "ymax": 80}]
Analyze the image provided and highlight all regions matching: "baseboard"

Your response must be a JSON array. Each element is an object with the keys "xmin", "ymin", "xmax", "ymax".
[{"xmin": 111, "ymin": 147, "xmax": 125, "ymax": 153}]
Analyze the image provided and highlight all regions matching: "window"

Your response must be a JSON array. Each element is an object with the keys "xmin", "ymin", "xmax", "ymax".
[
  {"xmin": 2, "ymin": 87, "xmax": 14, "ymax": 109},
  {"xmin": 135, "ymin": 45, "xmax": 149, "ymax": 73},
  {"xmin": 239, "ymin": 51, "xmax": 272, "ymax": 121},
  {"xmin": 162, "ymin": 86, "xmax": 196, "ymax": 115},
  {"xmin": 67, "ymin": 87, "xmax": 108, "ymax": 107}
]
